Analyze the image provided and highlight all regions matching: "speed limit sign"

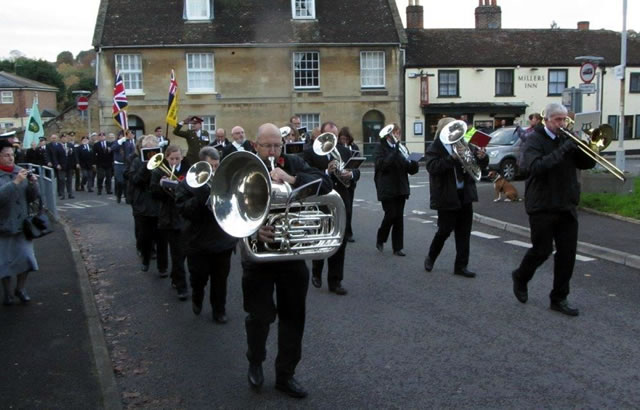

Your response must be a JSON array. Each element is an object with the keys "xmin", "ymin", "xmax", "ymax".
[{"xmin": 580, "ymin": 62, "xmax": 597, "ymax": 84}]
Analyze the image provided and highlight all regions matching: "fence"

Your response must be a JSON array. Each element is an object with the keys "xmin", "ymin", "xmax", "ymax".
[{"xmin": 18, "ymin": 163, "xmax": 58, "ymax": 220}]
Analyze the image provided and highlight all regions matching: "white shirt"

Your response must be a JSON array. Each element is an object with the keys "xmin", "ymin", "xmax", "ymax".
[{"xmin": 544, "ymin": 126, "xmax": 557, "ymax": 140}]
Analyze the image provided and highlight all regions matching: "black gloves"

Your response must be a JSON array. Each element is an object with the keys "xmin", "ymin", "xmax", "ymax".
[{"xmin": 559, "ymin": 137, "xmax": 577, "ymax": 156}]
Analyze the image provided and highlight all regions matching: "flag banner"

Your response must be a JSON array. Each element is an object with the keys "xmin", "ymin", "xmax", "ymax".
[
  {"xmin": 23, "ymin": 98, "xmax": 44, "ymax": 148},
  {"xmin": 166, "ymin": 69, "xmax": 178, "ymax": 128},
  {"xmin": 112, "ymin": 70, "xmax": 128, "ymax": 130}
]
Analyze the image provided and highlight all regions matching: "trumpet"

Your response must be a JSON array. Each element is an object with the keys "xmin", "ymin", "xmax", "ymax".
[
  {"xmin": 313, "ymin": 132, "xmax": 351, "ymax": 187},
  {"xmin": 541, "ymin": 111, "xmax": 625, "ymax": 182},
  {"xmin": 379, "ymin": 124, "xmax": 410, "ymax": 161},
  {"xmin": 146, "ymin": 153, "xmax": 178, "ymax": 180}
]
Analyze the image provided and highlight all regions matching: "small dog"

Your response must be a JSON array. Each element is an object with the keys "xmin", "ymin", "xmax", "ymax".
[{"xmin": 488, "ymin": 171, "xmax": 522, "ymax": 202}]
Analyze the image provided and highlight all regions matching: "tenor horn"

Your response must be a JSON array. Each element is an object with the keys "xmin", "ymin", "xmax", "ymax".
[
  {"xmin": 379, "ymin": 124, "xmax": 410, "ymax": 160},
  {"xmin": 313, "ymin": 132, "xmax": 351, "ymax": 187},
  {"xmin": 439, "ymin": 120, "xmax": 482, "ymax": 181},
  {"xmin": 186, "ymin": 161, "xmax": 214, "ymax": 188}
]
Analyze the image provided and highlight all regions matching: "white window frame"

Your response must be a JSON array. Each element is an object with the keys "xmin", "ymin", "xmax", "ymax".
[
  {"xmin": 296, "ymin": 113, "xmax": 320, "ymax": 131},
  {"xmin": 185, "ymin": 0, "xmax": 212, "ymax": 20},
  {"xmin": 201, "ymin": 116, "xmax": 216, "ymax": 133},
  {"xmin": 293, "ymin": 51, "xmax": 320, "ymax": 90},
  {"xmin": 115, "ymin": 54, "xmax": 143, "ymax": 93},
  {"xmin": 186, "ymin": 53, "xmax": 216, "ymax": 93},
  {"xmin": 1, "ymin": 91, "xmax": 14, "ymax": 104},
  {"xmin": 291, "ymin": 0, "xmax": 315, "ymax": 19},
  {"xmin": 360, "ymin": 51, "xmax": 386, "ymax": 89}
]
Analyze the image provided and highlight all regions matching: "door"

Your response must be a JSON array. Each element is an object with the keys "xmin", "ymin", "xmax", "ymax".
[{"xmin": 362, "ymin": 110, "xmax": 385, "ymax": 160}]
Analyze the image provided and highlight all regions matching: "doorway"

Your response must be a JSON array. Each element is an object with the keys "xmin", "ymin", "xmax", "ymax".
[
  {"xmin": 128, "ymin": 115, "xmax": 145, "ymax": 138},
  {"xmin": 362, "ymin": 110, "xmax": 385, "ymax": 159}
]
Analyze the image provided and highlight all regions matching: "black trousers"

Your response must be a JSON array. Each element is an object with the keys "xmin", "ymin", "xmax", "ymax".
[
  {"xmin": 57, "ymin": 169, "xmax": 74, "ymax": 197},
  {"xmin": 242, "ymin": 260, "xmax": 309, "ymax": 379},
  {"xmin": 137, "ymin": 215, "xmax": 168, "ymax": 270},
  {"xmin": 81, "ymin": 168, "xmax": 94, "ymax": 190},
  {"xmin": 311, "ymin": 239, "xmax": 347, "ymax": 288},
  {"xmin": 96, "ymin": 166, "xmax": 113, "ymax": 193},
  {"xmin": 513, "ymin": 211, "xmax": 578, "ymax": 302},
  {"xmin": 159, "ymin": 229, "xmax": 186, "ymax": 289},
  {"xmin": 377, "ymin": 196, "xmax": 406, "ymax": 252},
  {"xmin": 74, "ymin": 167, "xmax": 81, "ymax": 190},
  {"xmin": 188, "ymin": 250, "xmax": 232, "ymax": 314},
  {"xmin": 345, "ymin": 185, "xmax": 355, "ymax": 239},
  {"xmin": 427, "ymin": 199, "xmax": 473, "ymax": 271}
]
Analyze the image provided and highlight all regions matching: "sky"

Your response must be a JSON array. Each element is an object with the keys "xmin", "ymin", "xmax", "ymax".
[{"xmin": 1, "ymin": 0, "xmax": 638, "ymax": 62}]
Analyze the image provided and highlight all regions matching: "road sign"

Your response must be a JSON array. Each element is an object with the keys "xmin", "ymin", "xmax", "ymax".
[
  {"xmin": 613, "ymin": 64, "xmax": 625, "ymax": 80},
  {"xmin": 77, "ymin": 96, "xmax": 89, "ymax": 111},
  {"xmin": 580, "ymin": 62, "xmax": 596, "ymax": 83},
  {"xmin": 579, "ymin": 83, "xmax": 597, "ymax": 94}
]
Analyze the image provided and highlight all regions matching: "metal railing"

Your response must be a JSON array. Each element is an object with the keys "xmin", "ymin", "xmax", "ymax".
[{"xmin": 18, "ymin": 163, "xmax": 58, "ymax": 220}]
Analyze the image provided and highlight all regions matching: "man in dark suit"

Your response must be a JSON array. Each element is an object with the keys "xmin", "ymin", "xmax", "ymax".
[
  {"xmin": 77, "ymin": 136, "xmax": 95, "ymax": 192},
  {"xmin": 221, "ymin": 125, "xmax": 254, "ymax": 159},
  {"xmin": 55, "ymin": 134, "xmax": 78, "ymax": 199},
  {"xmin": 303, "ymin": 121, "xmax": 359, "ymax": 296},
  {"xmin": 46, "ymin": 134, "xmax": 66, "ymax": 198},
  {"xmin": 34, "ymin": 138, "xmax": 49, "ymax": 166},
  {"xmin": 113, "ymin": 129, "xmax": 136, "ymax": 203},
  {"xmin": 93, "ymin": 132, "xmax": 113, "ymax": 195},
  {"xmin": 173, "ymin": 116, "xmax": 210, "ymax": 167}
]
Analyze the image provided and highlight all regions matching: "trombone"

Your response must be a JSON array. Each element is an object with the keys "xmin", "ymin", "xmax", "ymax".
[{"xmin": 542, "ymin": 112, "xmax": 626, "ymax": 181}]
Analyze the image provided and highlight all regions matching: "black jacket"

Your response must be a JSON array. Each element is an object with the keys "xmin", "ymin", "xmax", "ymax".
[
  {"xmin": 94, "ymin": 141, "xmax": 114, "ymax": 168},
  {"xmin": 76, "ymin": 144, "xmax": 95, "ymax": 168},
  {"xmin": 302, "ymin": 145, "xmax": 360, "ymax": 201},
  {"xmin": 125, "ymin": 155, "xmax": 160, "ymax": 217},
  {"xmin": 150, "ymin": 159, "xmax": 188, "ymax": 230},
  {"xmin": 374, "ymin": 140, "xmax": 419, "ymax": 202},
  {"xmin": 425, "ymin": 138, "xmax": 488, "ymax": 210},
  {"xmin": 221, "ymin": 140, "xmax": 255, "ymax": 159},
  {"xmin": 521, "ymin": 125, "xmax": 595, "ymax": 215}
]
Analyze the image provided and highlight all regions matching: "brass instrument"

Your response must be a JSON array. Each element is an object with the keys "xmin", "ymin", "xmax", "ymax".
[
  {"xmin": 210, "ymin": 151, "xmax": 345, "ymax": 262},
  {"xmin": 146, "ymin": 153, "xmax": 178, "ymax": 180},
  {"xmin": 541, "ymin": 110, "xmax": 625, "ymax": 182},
  {"xmin": 379, "ymin": 124, "xmax": 410, "ymax": 161},
  {"xmin": 313, "ymin": 132, "xmax": 351, "ymax": 187},
  {"xmin": 439, "ymin": 120, "xmax": 482, "ymax": 181},
  {"xmin": 186, "ymin": 161, "xmax": 214, "ymax": 188}
]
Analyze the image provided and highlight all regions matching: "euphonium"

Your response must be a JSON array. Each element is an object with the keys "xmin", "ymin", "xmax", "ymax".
[
  {"xmin": 379, "ymin": 124, "xmax": 410, "ymax": 161},
  {"xmin": 439, "ymin": 120, "xmax": 482, "ymax": 181},
  {"xmin": 313, "ymin": 132, "xmax": 351, "ymax": 187},
  {"xmin": 209, "ymin": 151, "xmax": 345, "ymax": 262}
]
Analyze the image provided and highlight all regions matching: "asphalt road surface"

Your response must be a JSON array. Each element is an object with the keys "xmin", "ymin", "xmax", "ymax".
[{"xmin": 60, "ymin": 169, "xmax": 640, "ymax": 408}]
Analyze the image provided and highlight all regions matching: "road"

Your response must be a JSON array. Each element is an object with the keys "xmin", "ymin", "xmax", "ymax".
[{"xmin": 60, "ymin": 169, "xmax": 640, "ymax": 408}]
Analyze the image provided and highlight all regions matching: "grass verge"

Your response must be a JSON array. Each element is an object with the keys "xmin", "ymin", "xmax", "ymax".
[{"xmin": 580, "ymin": 177, "xmax": 640, "ymax": 220}]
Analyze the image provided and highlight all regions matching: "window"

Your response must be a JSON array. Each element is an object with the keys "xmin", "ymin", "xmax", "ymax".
[
  {"xmin": 636, "ymin": 115, "xmax": 640, "ymax": 138},
  {"xmin": 360, "ymin": 51, "xmax": 385, "ymax": 88},
  {"xmin": 495, "ymin": 69, "xmax": 514, "ymax": 96},
  {"xmin": 201, "ymin": 116, "xmax": 215, "ymax": 133},
  {"xmin": 624, "ymin": 115, "xmax": 633, "ymax": 140},
  {"xmin": 292, "ymin": 0, "xmax": 315, "ymax": 19},
  {"xmin": 293, "ymin": 52, "xmax": 319, "ymax": 89},
  {"xmin": 1, "ymin": 122, "xmax": 15, "ymax": 129},
  {"xmin": 548, "ymin": 69, "xmax": 568, "ymax": 96},
  {"xmin": 438, "ymin": 70, "xmax": 459, "ymax": 97},
  {"xmin": 296, "ymin": 113, "xmax": 320, "ymax": 131},
  {"xmin": 607, "ymin": 115, "xmax": 619, "ymax": 137},
  {"xmin": 115, "ymin": 54, "xmax": 143, "ymax": 92},
  {"xmin": 1, "ymin": 91, "xmax": 13, "ymax": 104},
  {"xmin": 186, "ymin": 53, "xmax": 215, "ymax": 92},
  {"xmin": 631, "ymin": 73, "xmax": 640, "ymax": 93},
  {"xmin": 185, "ymin": 0, "xmax": 211, "ymax": 20}
]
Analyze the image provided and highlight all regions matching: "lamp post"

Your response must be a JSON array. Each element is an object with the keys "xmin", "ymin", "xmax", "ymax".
[{"xmin": 615, "ymin": 0, "xmax": 628, "ymax": 172}]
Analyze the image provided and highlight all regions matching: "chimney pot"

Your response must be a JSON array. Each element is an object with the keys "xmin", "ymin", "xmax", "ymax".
[
  {"xmin": 406, "ymin": 1, "xmax": 424, "ymax": 29},
  {"xmin": 577, "ymin": 21, "xmax": 590, "ymax": 31}
]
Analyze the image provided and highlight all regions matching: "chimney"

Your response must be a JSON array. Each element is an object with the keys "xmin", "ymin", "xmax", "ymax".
[
  {"xmin": 577, "ymin": 21, "xmax": 590, "ymax": 31},
  {"xmin": 475, "ymin": 0, "xmax": 502, "ymax": 29},
  {"xmin": 406, "ymin": 0, "xmax": 424, "ymax": 29}
]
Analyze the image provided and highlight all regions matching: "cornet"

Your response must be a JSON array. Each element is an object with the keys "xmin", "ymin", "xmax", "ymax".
[
  {"xmin": 379, "ymin": 124, "xmax": 410, "ymax": 161},
  {"xmin": 146, "ymin": 153, "xmax": 178, "ymax": 180}
]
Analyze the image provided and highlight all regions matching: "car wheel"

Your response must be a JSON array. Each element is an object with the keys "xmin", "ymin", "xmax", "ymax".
[{"xmin": 500, "ymin": 159, "xmax": 517, "ymax": 181}]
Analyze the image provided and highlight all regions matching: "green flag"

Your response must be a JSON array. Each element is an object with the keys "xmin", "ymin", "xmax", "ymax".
[{"xmin": 23, "ymin": 98, "xmax": 44, "ymax": 149}]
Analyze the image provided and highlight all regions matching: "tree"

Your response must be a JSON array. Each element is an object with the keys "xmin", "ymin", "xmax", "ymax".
[
  {"xmin": 8, "ymin": 50, "xmax": 26, "ymax": 60},
  {"xmin": 56, "ymin": 51, "xmax": 74, "ymax": 66},
  {"xmin": 550, "ymin": 20, "xmax": 559, "ymax": 30},
  {"xmin": 0, "ymin": 57, "xmax": 66, "ymax": 103}
]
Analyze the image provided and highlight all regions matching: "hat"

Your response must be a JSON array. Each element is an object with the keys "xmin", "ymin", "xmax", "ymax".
[
  {"xmin": 0, "ymin": 130, "xmax": 16, "ymax": 139},
  {"xmin": 435, "ymin": 117, "xmax": 455, "ymax": 139},
  {"xmin": 39, "ymin": 137, "xmax": 47, "ymax": 141},
  {"xmin": 190, "ymin": 116, "xmax": 204, "ymax": 124},
  {"xmin": 90, "ymin": 132, "xmax": 97, "ymax": 137}
]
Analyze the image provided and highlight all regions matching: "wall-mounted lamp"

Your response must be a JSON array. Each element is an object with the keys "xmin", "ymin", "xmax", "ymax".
[
  {"xmin": 474, "ymin": 68, "xmax": 484, "ymax": 72},
  {"xmin": 530, "ymin": 67, "xmax": 539, "ymax": 71}
]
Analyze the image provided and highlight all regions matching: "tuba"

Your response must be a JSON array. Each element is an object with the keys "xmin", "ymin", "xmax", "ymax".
[
  {"xmin": 313, "ymin": 132, "xmax": 351, "ymax": 187},
  {"xmin": 210, "ymin": 151, "xmax": 345, "ymax": 262},
  {"xmin": 439, "ymin": 120, "xmax": 482, "ymax": 181}
]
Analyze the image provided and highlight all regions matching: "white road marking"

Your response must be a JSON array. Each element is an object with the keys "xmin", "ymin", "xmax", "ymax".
[
  {"xmin": 412, "ymin": 210, "xmax": 428, "ymax": 215},
  {"xmin": 575, "ymin": 254, "xmax": 597, "ymax": 262},
  {"xmin": 505, "ymin": 240, "xmax": 532, "ymax": 248},
  {"xmin": 471, "ymin": 231, "xmax": 500, "ymax": 239}
]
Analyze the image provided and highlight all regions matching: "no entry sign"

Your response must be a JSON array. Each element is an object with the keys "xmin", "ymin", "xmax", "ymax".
[{"xmin": 77, "ymin": 96, "xmax": 89, "ymax": 111}]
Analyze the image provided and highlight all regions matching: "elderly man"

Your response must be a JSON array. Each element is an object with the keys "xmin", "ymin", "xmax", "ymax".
[
  {"xmin": 221, "ymin": 125, "xmax": 254, "ymax": 159},
  {"xmin": 93, "ymin": 132, "xmax": 114, "ymax": 195},
  {"xmin": 210, "ymin": 128, "xmax": 230, "ymax": 153},
  {"xmin": 242, "ymin": 123, "xmax": 332, "ymax": 399},
  {"xmin": 511, "ymin": 103, "xmax": 596, "ymax": 316},
  {"xmin": 173, "ymin": 116, "xmax": 210, "ymax": 167}
]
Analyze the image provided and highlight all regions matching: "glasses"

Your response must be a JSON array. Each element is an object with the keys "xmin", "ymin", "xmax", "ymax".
[{"xmin": 257, "ymin": 143, "xmax": 283, "ymax": 150}]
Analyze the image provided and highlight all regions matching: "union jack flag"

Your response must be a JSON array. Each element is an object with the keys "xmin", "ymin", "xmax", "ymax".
[{"xmin": 113, "ymin": 71, "xmax": 128, "ymax": 130}]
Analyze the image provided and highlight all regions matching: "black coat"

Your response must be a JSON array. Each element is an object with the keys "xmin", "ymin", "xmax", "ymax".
[
  {"xmin": 221, "ymin": 140, "xmax": 255, "ymax": 159},
  {"xmin": 150, "ymin": 159, "xmax": 188, "ymax": 230},
  {"xmin": 521, "ymin": 125, "xmax": 595, "ymax": 215},
  {"xmin": 34, "ymin": 146, "xmax": 49, "ymax": 166},
  {"xmin": 425, "ymin": 137, "xmax": 488, "ymax": 210},
  {"xmin": 125, "ymin": 155, "xmax": 160, "ymax": 217},
  {"xmin": 46, "ymin": 142, "xmax": 65, "ymax": 168},
  {"xmin": 373, "ymin": 140, "xmax": 419, "ymax": 202},
  {"xmin": 25, "ymin": 148, "xmax": 39, "ymax": 165},
  {"xmin": 93, "ymin": 141, "xmax": 113, "ymax": 169},
  {"xmin": 302, "ymin": 145, "xmax": 360, "ymax": 201},
  {"xmin": 76, "ymin": 144, "xmax": 95, "ymax": 168}
]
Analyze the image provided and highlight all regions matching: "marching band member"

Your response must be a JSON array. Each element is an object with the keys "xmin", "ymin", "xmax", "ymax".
[
  {"xmin": 338, "ymin": 126, "xmax": 359, "ymax": 242},
  {"xmin": 423, "ymin": 118, "xmax": 487, "ymax": 277},
  {"xmin": 374, "ymin": 124, "xmax": 419, "ymax": 256},
  {"xmin": 173, "ymin": 116, "xmax": 210, "ymax": 167},
  {"xmin": 175, "ymin": 146, "xmax": 237, "ymax": 322},
  {"xmin": 243, "ymin": 123, "xmax": 332, "ymax": 398}
]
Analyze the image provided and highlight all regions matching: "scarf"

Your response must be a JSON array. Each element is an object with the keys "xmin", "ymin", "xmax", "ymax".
[{"xmin": 0, "ymin": 164, "xmax": 15, "ymax": 173}]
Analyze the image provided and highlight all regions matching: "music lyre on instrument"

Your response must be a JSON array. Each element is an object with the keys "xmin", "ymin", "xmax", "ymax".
[{"xmin": 439, "ymin": 120, "xmax": 482, "ymax": 182}]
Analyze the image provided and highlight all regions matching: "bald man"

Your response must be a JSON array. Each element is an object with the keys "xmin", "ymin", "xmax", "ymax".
[
  {"xmin": 242, "ymin": 123, "xmax": 332, "ymax": 399},
  {"xmin": 221, "ymin": 125, "xmax": 254, "ymax": 159}
]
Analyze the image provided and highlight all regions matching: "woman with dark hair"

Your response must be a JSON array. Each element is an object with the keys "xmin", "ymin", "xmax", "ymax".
[
  {"xmin": 0, "ymin": 139, "xmax": 39, "ymax": 305},
  {"xmin": 338, "ymin": 127, "xmax": 359, "ymax": 242}
]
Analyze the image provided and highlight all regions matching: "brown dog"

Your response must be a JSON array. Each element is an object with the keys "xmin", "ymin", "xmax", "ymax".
[{"xmin": 488, "ymin": 171, "xmax": 522, "ymax": 202}]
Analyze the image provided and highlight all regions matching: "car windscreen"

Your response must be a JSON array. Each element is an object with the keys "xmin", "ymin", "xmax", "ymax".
[{"xmin": 489, "ymin": 128, "xmax": 518, "ymax": 145}]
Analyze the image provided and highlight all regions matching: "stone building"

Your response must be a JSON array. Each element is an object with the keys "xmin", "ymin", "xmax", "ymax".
[{"xmin": 0, "ymin": 71, "xmax": 58, "ymax": 133}]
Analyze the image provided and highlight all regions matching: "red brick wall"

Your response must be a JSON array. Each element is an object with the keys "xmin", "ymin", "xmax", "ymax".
[{"xmin": 0, "ymin": 89, "xmax": 57, "ymax": 118}]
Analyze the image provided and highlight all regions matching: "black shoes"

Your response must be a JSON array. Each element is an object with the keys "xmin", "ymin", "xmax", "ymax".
[
  {"xmin": 158, "ymin": 270, "xmax": 169, "ymax": 278},
  {"xmin": 177, "ymin": 288, "xmax": 189, "ymax": 301},
  {"xmin": 329, "ymin": 286, "xmax": 348, "ymax": 296},
  {"xmin": 213, "ymin": 313, "xmax": 228, "ymax": 324},
  {"xmin": 454, "ymin": 268, "xmax": 476, "ymax": 278},
  {"xmin": 97, "ymin": 191, "xmax": 102, "ymax": 195},
  {"xmin": 192, "ymin": 291, "xmax": 203, "ymax": 315},
  {"xmin": 14, "ymin": 289, "xmax": 30, "ymax": 303},
  {"xmin": 376, "ymin": 242, "xmax": 384, "ymax": 252},
  {"xmin": 424, "ymin": 257, "xmax": 434, "ymax": 272},
  {"xmin": 141, "ymin": 264, "xmax": 149, "ymax": 272},
  {"xmin": 68, "ymin": 195, "xmax": 75, "ymax": 199},
  {"xmin": 59, "ymin": 195, "xmax": 65, "ymax": 200},
  {"xmin": 248, "ymin": 363, "xmax": 264, "ymax": 389},
  {"xmin": 512, "ymin": 271, "xmax": 528, "ymax": 303},
  {"xmin": 347, "ymin": 237, "xmax": 355, "ymax": 243},
  {"xmin": 393, "ymin": 250, "xmax": 406, "ymax": 257},
  {"xmin": 275, "ymin": 377, "xmax": 308, "ymax": 399},
  {"xmin": 3, "ymin": 294, "xmax": 14, "ymax": 306},
  {"xmin": 311, "ymin": 274, "xmax": 321, "ymax": 289},
  {"xmin": 550, "ymin": 300, "xmax": 579, "ymax": 316}
]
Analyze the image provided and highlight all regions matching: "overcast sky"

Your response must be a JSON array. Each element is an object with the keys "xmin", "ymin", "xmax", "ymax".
[{"xmin": 1, "ymin": 0, "xmax": 637, "ymax": 62}]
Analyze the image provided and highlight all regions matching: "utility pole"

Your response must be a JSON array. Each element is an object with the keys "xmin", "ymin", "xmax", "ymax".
[{"xmin": 615, "ymin": 0, "xmax": 627, "ymax": 172}]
